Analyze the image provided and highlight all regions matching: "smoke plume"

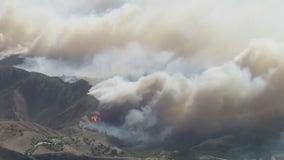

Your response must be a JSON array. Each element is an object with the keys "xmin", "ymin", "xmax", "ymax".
[
  {"xmin": 2, "ymin": 0, "xmax": 284, "ymax": 65},
  {"xmin": 2, "ymin": 0, "xmax": 284, "ymax": 144},
  {"xmin": 89, "ymin": 39, "xmax": 284, "ymax": 143}
]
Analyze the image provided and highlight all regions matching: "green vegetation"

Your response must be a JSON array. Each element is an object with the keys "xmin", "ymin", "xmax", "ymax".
[{"xmin": 25, "ymin": 136, "xmax": 68, "ymax": 160}]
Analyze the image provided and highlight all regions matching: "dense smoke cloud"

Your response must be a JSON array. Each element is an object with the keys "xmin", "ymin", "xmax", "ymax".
[
  {"xmin": 2, "ymin": 0, "xmax": 284, "ymax": 144},
  {"xmin": 17, "ymin": 43, "xmax": 197, "ymax": 81},
  {"xmin": 56, "ymin": 0, "xmax": 128, "ymax": 13},
  {"xmin": 89, "ymin": 40, "xmax": 284, "ymax": 142},
  {"xmin": 2, "ymin": 0, "xmax": 284, "ymax": 65}
]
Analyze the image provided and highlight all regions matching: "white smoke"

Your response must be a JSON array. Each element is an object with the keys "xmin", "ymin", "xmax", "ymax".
[
  {"xmin": 80, "ymin": 121, "xmax": 157, "ymax": 144},
  {"xmin": 88, "ymin": 39, "xmax": 284, "ymax": 142},
  {"xmin": 2, "ymin": 0, "xmax": 284, "ymax": 144},
  {"xmin": 17, "ymin": 43, "xmax": 197, "ymax": 81},
  {"xmin": 3, "ymin": 0, "xmax": 284, "ymax": 66}
]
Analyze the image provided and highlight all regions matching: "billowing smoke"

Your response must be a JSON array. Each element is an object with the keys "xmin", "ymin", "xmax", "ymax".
[
  {"xmin": 2, "ymin": 0, "xmax": 284, "ymax": 145},
  {"xmin": 89, "ymin": 39, "xmax": 284, "ymax": 143},
  {"xmin": 2, "ymin": 0, "xmax": 284, "ymax": 65},
  {"xmin": 16, "ymin": 43, "xmax": 197, "ymax": 81}
]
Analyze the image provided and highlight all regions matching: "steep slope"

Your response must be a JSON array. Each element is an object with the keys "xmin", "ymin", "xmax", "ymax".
[
  {"xmin": 0, "ymin": 66, "xmax": 98, "ymax": 129},
  {"xmin": 0, "ymin": 56, "xmax": 168, "ymax": 160},
  {"xmin": 0, "ymin": 65, "xmax": 132, "ymax": 159},
  {"xmin": 0, "ymin": 54, "xmax": 25, "ymax": 67}
]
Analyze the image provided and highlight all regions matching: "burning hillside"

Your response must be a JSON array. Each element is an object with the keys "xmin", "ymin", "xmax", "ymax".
[{"xmin": 89, "ymin": 114, "xmax": 101, "ymax": 122}]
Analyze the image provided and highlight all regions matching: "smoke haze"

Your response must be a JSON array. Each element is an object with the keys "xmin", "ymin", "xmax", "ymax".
[
  {"xmin": 2, "ymin": 0, "xmax": 284, "ymax": 64},
  {"xmin": 2, "ymin": 0, "xmax": 284, "ymax": 143},
  {"xmin": 89, "ymin": 39, "xmax": 284, "ymax": 142}
]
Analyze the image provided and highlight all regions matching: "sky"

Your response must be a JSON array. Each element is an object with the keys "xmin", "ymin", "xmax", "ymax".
[{"xmin": 2, "ymin": 0, "xmax": 284, "ymax": 143}]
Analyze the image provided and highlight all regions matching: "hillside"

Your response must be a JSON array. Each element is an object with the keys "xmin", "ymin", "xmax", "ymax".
[
  {"xmin": 0, "ymin": 58, "xmax": 130, "ymax": 159},
  {"xmin": 0, "ymin": 65, "xmax": 98, "ymax": 129}
]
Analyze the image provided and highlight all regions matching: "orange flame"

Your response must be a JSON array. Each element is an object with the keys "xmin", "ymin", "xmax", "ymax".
[{"xmin": 90, "ymin": 114, "xmax": 101, "ymax": 122}]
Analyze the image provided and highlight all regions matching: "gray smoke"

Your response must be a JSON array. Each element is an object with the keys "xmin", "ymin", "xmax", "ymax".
[
  {"xmin": 2, "ymin": 0, "xmax": 284, "ymax": 65},
  {"xmin": 2, "ymin": 0, "xmax": 284, "ymax": 144},
  {"xmin": 89, "ymin": 39, "xmax": 284, "ymax": 142}
]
